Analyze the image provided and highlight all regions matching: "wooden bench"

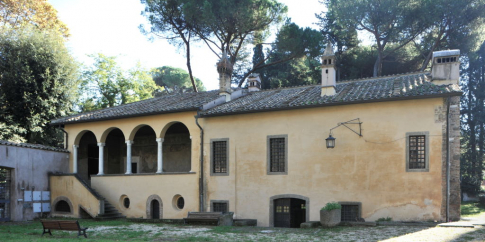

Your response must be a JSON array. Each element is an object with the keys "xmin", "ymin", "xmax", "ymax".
[
  {"xmin": 183, "ymin": 212, "xmax": 223, "ymax": 225},
  {"xmin": 41, "ymin": 220, "xmax": 88, "ymax": 238}
]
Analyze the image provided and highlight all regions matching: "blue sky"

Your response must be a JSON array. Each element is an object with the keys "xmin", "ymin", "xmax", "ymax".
[{"xmin": 49, "ymin": 0, "xmax": 324, "ymax": 90}]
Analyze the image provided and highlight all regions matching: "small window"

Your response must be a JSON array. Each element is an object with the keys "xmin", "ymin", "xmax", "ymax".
[
  {"xmin": 211, "ymin": 139, "xmax": 229, "ymax": 176},
  {"xmin": 326, "ymin": 69, "xmax": 328, "ymax": 74},
  {"xmin": 324, "ymin": 59, "xmax": 327, "ymax": 65},
  {"xmin": 339, "ymin": 202, "xmax": 362, "ymax": 222},
  {"xmin": 55, "ymin": 200, "xmax": 71, "ymax": 213},
  {"xmin": 177, "ymin": 197, "xmax": 185, "ymax": 209},
  {"xmin": 267, "ymin": 135, "xmax": 288, "ymax": 175},
  {"xmin": 328, "ymin": 59, "xmax": 331, "ymax": 65},
  {"xmin": 406, "ymin": 132, "xmax": 429, "ymax": 172},
  {"xmin": 123, "ymin": 197, "xmax": 130, "ymax": 208},
  {"xmin": 213, "ymin": 203, "xmax": 227, "ymax": 213},
  {"xmin": 437, "ymin": 58, "xmax": 442, "ymax": 63}
]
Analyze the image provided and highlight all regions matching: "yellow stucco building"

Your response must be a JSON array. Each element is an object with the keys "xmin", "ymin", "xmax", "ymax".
[{"xmin": 50, "ymin": 47, "xmax": 461, "ymax": 227}]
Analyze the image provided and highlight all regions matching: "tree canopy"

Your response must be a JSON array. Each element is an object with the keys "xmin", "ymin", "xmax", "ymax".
[
  {"xmin": 78, "ymin": 54, "xmax": 162, "ymax": 112},
  {"xmin": 0, "ymin": 27, "xmax": 78, "ymax": 145},
  {"xmin": 0, "ymin": 0, "xmax": 69, "ymax": 38},
  {"xmin": 152, "ymin": 66, "xmax": 206, "ymax": 93},
  {"xmin": 141, "ymin": 0, "xmax": 287, "ymax": 89}
]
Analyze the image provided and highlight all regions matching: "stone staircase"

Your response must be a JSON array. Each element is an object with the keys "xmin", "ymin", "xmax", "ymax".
[
  {"xmin": 74, "ymin": 174, "xmax": 125, "ymax": 220},
  {"xmin": 94, "ymin": 191, "xmax": 125, "ymax": 220}
]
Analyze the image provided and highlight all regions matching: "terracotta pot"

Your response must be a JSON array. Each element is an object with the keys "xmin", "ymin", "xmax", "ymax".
[{"xmin": 320, "ymin": 209, "xmax": 341, "ymax": 227}]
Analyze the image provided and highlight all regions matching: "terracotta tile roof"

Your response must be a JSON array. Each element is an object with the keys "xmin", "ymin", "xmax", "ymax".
[
  {"xmin": 51, "ymin": 90, "xmax": 221, "ymax": 124},
  {"xmin": 200, "ymin": 72, "xmax": 462, "ymax": 117},
  {"xmin": 51, "ymin": 72, "xmax": 462, "ymax": 124},
  {"xmin": 0, "ymin": 140, "xmax": 69, "ymax": 153}
]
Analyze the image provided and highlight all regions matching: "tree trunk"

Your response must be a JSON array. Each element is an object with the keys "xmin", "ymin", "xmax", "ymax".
[
  {"xmin": 373, "ymin": 52, "xmax": 383, "ymax": 77},
  {"xmin": 185, "ymin": 39, "xmax": 198, "ymax": 93}
]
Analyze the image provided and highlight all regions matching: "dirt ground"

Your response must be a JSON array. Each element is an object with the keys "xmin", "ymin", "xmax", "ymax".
[{"xmin": 86, "ymin": 219, "xmax": 485, "ymax": 242}]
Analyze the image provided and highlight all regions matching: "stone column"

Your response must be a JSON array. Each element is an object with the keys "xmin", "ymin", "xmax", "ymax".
[
  {"xmin": 72, "ymin": 144, "xmax": 79, "ymax": 174},
  {"xmin": 125, "ymin": 140, "xmax": 133, "ymax": 174},
  {"xmin": 97, "ymin": 143, "xmax": 105, "ymax": 175},
  {"xmin": 156, "ymin": 138, "xmax": 164, "ymax": 173}
]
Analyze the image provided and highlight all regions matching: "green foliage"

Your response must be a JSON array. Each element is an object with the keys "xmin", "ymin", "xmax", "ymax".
[
  {"xmin": 78, "ymin": 54, "xmax": 162, "ymax": 112},
  {"xmin": 376, "ymin": 217, "xmax": 393, "ymax": 222},
  {"xmin": 152, "ymin": 66, "xmax": 206, "ymax": 92},
  {"xmin": 0, "ymin": 26, "xmax": 79, "ymax": 146},
  {"xmin": 141, "ymin": 0, "xmax": 288, "ymax": 88},
  {"xmin": 321, "ymin": 202, "xmax": 342, "ymax": 211},
  {"xmin": 256, "ymin": 21, "xmax": 324, "ymax": 88},
  {"xmin": 461, "ymin": 41, "xmax": 485, "ymax": 195},
  {"xmin": 461, "ymin": 202, "xmax": 485, "ymax": 217}
]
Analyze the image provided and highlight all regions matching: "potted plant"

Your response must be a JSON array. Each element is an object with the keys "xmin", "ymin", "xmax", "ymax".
[{"xmin": 320, "ymin": 202, "xmax": 341, "ymax": 227}]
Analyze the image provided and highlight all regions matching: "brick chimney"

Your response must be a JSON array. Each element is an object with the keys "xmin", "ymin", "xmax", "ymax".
[
  {"xmin": 247, "ymin": 73, "xmax": 261, "ymax": 92},
  {"xmin": 321, "ymin": 42, "xmax": 336, "ymax": 97},
  {"xmin": 431, "ymin": 50, "xmax": 460, "ymax": 85},
  {"xmin": 217, "ymin": 51, "xmax": 233, "ymax": 101}
]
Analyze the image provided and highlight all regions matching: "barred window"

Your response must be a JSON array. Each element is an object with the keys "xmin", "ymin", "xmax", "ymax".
[
  {"xmin": 406, "ymin": 132, "xmax": 429, "ymax": 172},
  {"xmin": 270, "ymin": 138, "xmax": 285, "ymax": 172},
  {"xmin": 212, "ymin": 140, "xmax": 228, "ymax": 174},
  {"xmin": 213, "ymin": 203, "xmax": 228, "ymax": 213},
  {"xmin": 267, "ymin": 135, "xmax": 288, "ymax": 175},
  {"xmin": 341, "ymin": 205, "xmax": 359, "ymax": 222},
  {"xmin": 409, "ymin": 135, "xmax": 426, "ymax": 169}
]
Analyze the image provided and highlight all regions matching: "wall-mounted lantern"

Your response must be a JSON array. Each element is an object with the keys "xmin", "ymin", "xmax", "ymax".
[
  {"xmin": 325, "ymin": 134, "xmax": 336, "ymax": 148},
  {"xmin": 326, "ymin": 118, "xmax": 363, "ymax": 148}
]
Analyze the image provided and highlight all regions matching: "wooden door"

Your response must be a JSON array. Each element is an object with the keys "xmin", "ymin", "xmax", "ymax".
[
  {"xmin": 151, "ymin": 200, "xmax": 160, "ymax": 219},
  {"xmin": 274, "ymin": 198, "xmax": 290, "ymax": 227}
]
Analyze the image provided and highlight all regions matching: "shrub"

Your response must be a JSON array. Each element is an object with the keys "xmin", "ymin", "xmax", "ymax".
[
  {"xmin": 376, "ymin": 217, "xmax": 392, "ymax": 222},
  {"xmin": 321, "ymin": 202, "xmax": 342, "ymax": 211}
]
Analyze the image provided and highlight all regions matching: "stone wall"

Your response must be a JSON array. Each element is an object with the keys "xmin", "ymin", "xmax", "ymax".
[{"xmin": 439, "ymin": 96, "xmax": 461, "ymax": 221}]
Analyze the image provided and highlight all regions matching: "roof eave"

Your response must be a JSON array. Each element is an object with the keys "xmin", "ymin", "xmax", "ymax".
[
  {"xmin": 50, "ymin": 108, "xmax": 200, "ymax": 125},
  {"xmin": 199, "ymin": 92, "xmax": 462, "ymax": 118}
]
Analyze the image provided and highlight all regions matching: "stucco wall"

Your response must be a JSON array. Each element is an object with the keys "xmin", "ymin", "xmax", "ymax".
[
  {"xmin": 0, "ymin": 144, "xmax": 69, "ymax": 221},
  {"xmin": 203, "ymin": 98, "xmax": 448, "ymax": 226},
  {"xmin": 50, "ymin": 175, "xmax": 101, "ymax": 218},
  {"xmin": 91, "ymin": 173, "xmax": 198, "ymax": 219}
]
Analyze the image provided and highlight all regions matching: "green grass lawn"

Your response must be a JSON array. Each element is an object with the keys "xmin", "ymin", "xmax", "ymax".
[{"xmin": 461, "ymin": 201, "xmax": 485, "ymax": 217}]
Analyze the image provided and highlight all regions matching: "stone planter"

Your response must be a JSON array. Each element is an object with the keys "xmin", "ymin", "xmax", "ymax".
[{"xmin": 320, "ymin": 209, "xmax": 341, "ymax": 227}]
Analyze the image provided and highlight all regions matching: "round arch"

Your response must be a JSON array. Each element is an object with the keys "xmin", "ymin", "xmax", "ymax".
[
  {"xmin": 74, "ymin": 130, "xmax": 98, "ymax": 146},
  {"xmin": 159, "ymin": 121, "xmax": 192, "ymax": 138},
  {"xmin": 269, "ymin": 194, "xmax": 309, "ymax": 227},
  {"xmin": 146, "ymin": 194, "xmax": 163, "ymax": 219},
  {"xmin": 52, "ymin": 196, "xmax": 74, "ymax": 214},
  {"xmin": 100, "ymin": 127, "xmax": 127, "ymax": 143},
  {"xmin": 128, "ymin": 124, "xmax": 156, "ymax": 141}
]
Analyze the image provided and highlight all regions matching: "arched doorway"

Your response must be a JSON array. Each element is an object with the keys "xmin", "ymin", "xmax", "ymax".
[
  {"xmin": 151, "ymin": 200, "xmax": 160, "ymax": 219},
  {"xmin": 78, "ymin": 131, "xmax": 98, "ymax": 181},
  {"xmin": 163, "ymin": 122, "xmax": 191, "ymax": 172},
  {"xmin": 146, "ymin": 195, "xmax": 162, "ymax": 219},
  {"xmin": 132, "ymin": 126, "xmax": 157, "ymax": 173},
  {"xmin": 270, "ymin": 194, "xmax": 308, "ymax": 228},
  {"xmin": 104, "ymin": 128, "xmax": 126, "ymax": 174}
]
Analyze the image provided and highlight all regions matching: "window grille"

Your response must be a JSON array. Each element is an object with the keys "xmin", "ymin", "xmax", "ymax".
[
  {"xmin": 341, "ymin": 205, "xmax": 359, "ymax": 222},
  {"xmin": 270, "ymin": 138, "xmax": 286, "ymax": 172},
  {"xmin": 213, "ymin": 141, "xmax": 227, "ymax": 173},
  {"xmin": 213, "ymin": 203, "xmax": 228, "ymax": 213},
  {"xmin": 409, "ymin": 135, "xmax": 426, "ymax": 169}
]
